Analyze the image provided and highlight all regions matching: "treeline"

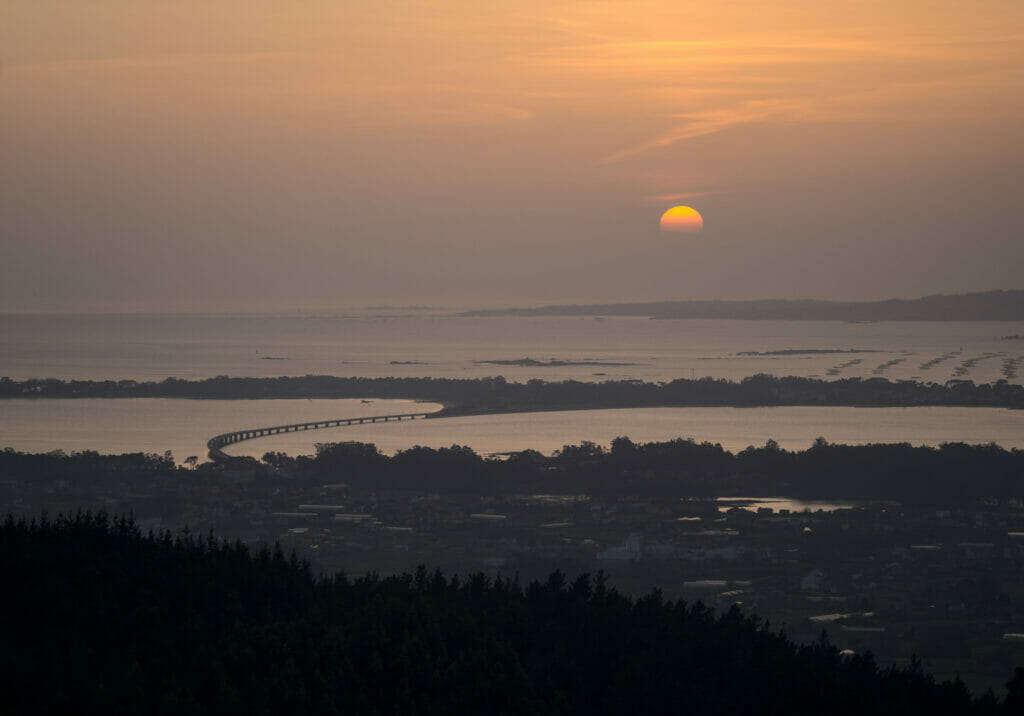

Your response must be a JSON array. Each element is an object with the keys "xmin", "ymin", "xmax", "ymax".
[
  {"xmin": 3, "ymin": 374, "xmax": 1023, "ymax": 411},
  {"xmin": 0, "ymin": 448, "xmax": 177, "ymax": 479},
  {"xmin": 5, "ymin": 436, "xmax": 1020, "ymax": 504},
  {"xmin": 284, "ymin": 438, "xmax": 1024, "ymax": 503},
  {"xmin": 1, "ymin": 512, "xmax": 1017, "ymax": 714}
]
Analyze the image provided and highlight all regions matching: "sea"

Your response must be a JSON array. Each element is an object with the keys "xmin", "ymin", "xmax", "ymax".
[{"xmin": 2, "ymin": 310, "xmax": 1022, "ymax": 462}]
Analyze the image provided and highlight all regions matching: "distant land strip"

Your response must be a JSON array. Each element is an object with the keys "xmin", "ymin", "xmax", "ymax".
[
  {"xmin": 736, "ymin": 349, "xmax": 878, "ymax": 356},
  {"xmin": 472, "ymin": 357, "xmax": 640, "ymax": 367},
  {"xmin": 460, "ymin": 289, "xmax": 1024, "ymax": 321},
  {"xmin": 4, "ymin": 375, "xmax": 1022, "ymax": 411}
]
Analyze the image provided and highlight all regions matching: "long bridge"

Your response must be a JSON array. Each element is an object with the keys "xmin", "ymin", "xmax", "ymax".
[{"xmin": 207, "ymin": 411, "xmax": 438, "ymax": 462}]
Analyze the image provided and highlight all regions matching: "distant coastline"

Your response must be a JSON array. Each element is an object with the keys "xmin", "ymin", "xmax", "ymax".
[
  {"xmin": 4, "ymin": 374, "xmax": 1022, "ymax": 411},
  {"xmin": 461, "ymin": 289, "xmax": 1024, "ymax": 321}
]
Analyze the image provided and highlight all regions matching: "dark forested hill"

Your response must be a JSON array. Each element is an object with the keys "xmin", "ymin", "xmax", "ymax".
[
  {"xmin": 1, "ymin": 513, "xmax": 1017, "ymax": 714},
  {"xmin": 462, "ymin": 290, "xmax": 1024, "ymax": 321}
]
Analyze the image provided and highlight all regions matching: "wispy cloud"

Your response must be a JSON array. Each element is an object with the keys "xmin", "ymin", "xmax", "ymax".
[
  {"xmin": 519, "ymin": 38, "xmax": 893, "ymax": 75},
  {"xmin": 605, "ymin": 98, "xmax": 814, "ymax": 162},
  {"xmin": 515, "ymin": 10, "xmax": 1024, "ymax": 167},
  {"xmin": 644, "ymin": 191, "xmax": 714, "ymax": 203}
]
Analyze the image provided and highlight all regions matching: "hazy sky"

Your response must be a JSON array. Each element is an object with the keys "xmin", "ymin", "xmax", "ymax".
[{"xmin": 3, "ymin": 0, "xmax": 1022, "ymax": 312}]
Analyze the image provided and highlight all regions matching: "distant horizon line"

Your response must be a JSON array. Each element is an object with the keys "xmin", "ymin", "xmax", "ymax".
[{"xmin": 2, "ymin": 288, "xmax": 1022, "ymax": 318}]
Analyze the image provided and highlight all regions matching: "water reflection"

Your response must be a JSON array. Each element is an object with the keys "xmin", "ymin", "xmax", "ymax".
[{"xmin": 714, "ymin": 497, "xmax": 861, "ymax": 513}]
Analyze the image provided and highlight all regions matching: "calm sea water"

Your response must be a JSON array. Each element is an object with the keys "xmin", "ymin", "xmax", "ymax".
[
  {"xmin": 2, "ymin": 313, "xmax": 1022, "ymax": 463},
  {"xmin": 2, "ymin": 312, "xmax": 1022, "ymax": 384}
]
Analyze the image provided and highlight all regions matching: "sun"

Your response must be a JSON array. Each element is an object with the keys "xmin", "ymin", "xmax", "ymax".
[{"xmin": 659, "ymin": 206, "xmax": 704, "ymax": 234}]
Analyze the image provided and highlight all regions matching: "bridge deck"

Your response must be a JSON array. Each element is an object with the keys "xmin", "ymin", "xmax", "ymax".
[{"xmin": 207, "ymin": 412, "xmax": 435, "ymax": 462}]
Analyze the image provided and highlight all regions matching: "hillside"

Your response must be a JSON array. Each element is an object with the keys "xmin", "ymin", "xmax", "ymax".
[{"xmin": 1, "ymin": 513, "xmax": 1017, "ymax": 714}]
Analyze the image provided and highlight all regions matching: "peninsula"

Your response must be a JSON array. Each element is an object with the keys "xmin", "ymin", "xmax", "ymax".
[{"xmin": 461, "ymin": 290, "xmax": 1024, "ymax": 322}]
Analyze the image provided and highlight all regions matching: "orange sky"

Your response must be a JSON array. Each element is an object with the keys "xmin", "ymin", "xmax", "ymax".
[{"xmin": 2, "ymin": 0, "xmax": 1022, "ymax": 310}]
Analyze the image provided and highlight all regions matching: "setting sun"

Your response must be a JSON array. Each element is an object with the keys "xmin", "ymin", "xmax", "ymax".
[{"xmin": 659, "ymin": 206, "xmax": 704, "ymax": 233}]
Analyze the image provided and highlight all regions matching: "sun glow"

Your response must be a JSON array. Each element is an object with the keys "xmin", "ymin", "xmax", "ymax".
[{"xmin": 659, "ymin": 206, "xmax": 704, "ymax": 233}]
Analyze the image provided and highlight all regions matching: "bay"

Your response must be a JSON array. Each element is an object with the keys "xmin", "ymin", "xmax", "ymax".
[
  {"xmin": 222, "ymin": 405, "xmax": 1024, "ymax": 459},
  {"xmin": 4, "ymin": 401, "xmax": 1019, "ymax": 462},
  {"xmin": 6, "ymin": 400, "xmax": 1013, "ymax": 464},
  {"xmin": 3, "ymin": 312, "xmax": 1023, "ymax": 464},
  {"xmin": 0, "ymin": 398, "xmax": 440, "ymax": 465}
]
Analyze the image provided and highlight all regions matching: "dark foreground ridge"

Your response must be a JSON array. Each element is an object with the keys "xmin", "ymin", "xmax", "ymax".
[
  {"xmin": 460, "ymin": 289, "xmax": 1024, "ymax": 321},
  {"xmin": 4, "ymin": 374, "xmax": 1024, "ymax": 411},
  {"xmin": 2, "ymin": 512, "xmax": 1018, "ymax": 714}
]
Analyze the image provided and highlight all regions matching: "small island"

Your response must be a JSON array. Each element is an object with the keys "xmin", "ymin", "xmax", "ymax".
[
  {"xmin": 473, "ymin": 357, "xmax": 640, "ymax": 367},
  {"xmin": 736, "ymin": 349, "xmax": 879, "ymax": 356}
]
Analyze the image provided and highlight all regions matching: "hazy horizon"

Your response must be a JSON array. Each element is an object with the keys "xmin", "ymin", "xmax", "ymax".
[
  {"xmin": 1, "ymin": 287, "xmax": 1022, "ymax": 317},
  {"xmin": 3, "ymin": 1, "xmax": 1022, "ymax": 313}
]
